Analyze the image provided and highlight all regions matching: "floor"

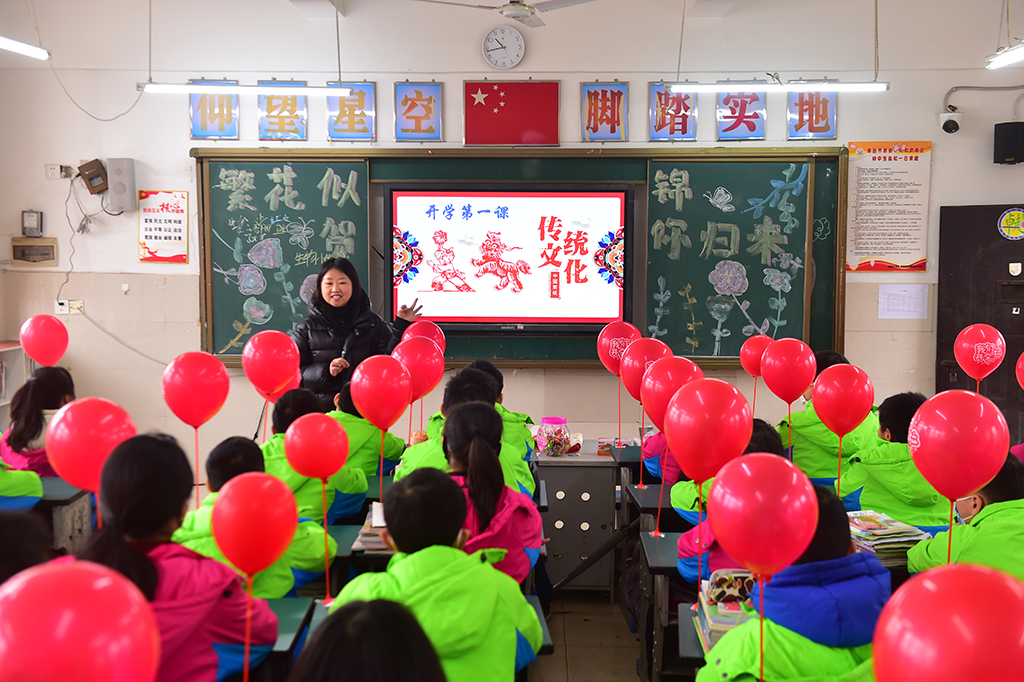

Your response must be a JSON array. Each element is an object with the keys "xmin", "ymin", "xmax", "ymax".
[{"xmin": 534, "ymin": 591, "xmax": 641, "ymax": 682}]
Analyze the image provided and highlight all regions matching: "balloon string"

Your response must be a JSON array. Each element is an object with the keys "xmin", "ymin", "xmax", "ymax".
[
  {"xmin": 637, "ymin": 404, "xmax": 645, "ymax": 489},
  {"xmin": 321, "ymin": 480, "xmax": 332, "ymax": 604},
  {"xmin": 976, "ymin": 378, "xmax": 980, "ymax": 394},
  {"xmin": 758, "ymin": 575, "xmax": 766, "ymax": 682},
  {"xmin": 653, "ymin": 474, "xmax": 665, "ymax": 537},
  {"xmin": 697, "ymin": 481, "xmax": 703, "ymax": 588},
  {"xmin": 194, "ymin": 428, "xmax": 200, "ymax": 510},
  {"xmin": 617, "ymin": 379, "xmax": 622, "ymax": 445},
  {"xmin": 787, "ymin": 404, "xmax": 793, "ymax": 461},
  {"xmin": 836, "ymin": 434, "xmax": 843, "ymax": 499},
  {"xmin": 752, "ymin": 377, "xmax": 758, "ymax": 415},
  {"xmin": 948, "ymin": 499, "xmax": 954, "ymax": 565},
  {"xmin": 243, "ymin": 575, "xmax": 253, "ymax": 682},
  {"xmin": 380, "ymin": 432, "xmax": 385, "ymax": 499}
]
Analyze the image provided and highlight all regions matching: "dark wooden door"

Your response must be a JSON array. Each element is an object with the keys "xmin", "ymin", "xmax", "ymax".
[{"xmin": 937, "ymin": 204, "xmax": 1024, "ymax": 444}]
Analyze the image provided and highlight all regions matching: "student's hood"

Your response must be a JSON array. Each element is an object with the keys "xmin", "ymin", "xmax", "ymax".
[{"xmin": 852, "ymin": 441, "xmax": 942, "ymax": 507}]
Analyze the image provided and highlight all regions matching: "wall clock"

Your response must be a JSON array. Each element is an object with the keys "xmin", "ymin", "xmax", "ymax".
[{"xmin": 482, "ymin": 26, "xmax": 524, "ymax": 70}]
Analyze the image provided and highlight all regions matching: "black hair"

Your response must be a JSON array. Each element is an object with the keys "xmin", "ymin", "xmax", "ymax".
[
  {"xmin": 794, "ymin": 485, "xmax": 851, "ymax": 565},
  {"xmin": 0, "ymin": 511, "xmax": 52, "ymax": 585},
  {"xmin": 442, "ymin": 367, "xmax": 498, "ymax": 411},
  {"xmin": 287, "ymin": 600, "xmax": 446, "ymax": 682},
  {"xmin": 273, "ymin": 388, "xmax": 326, "ymax": 433},
  {"xmin": 465, "ymin": 359, "xmax": 503, "ymax": 399},
  {"xmin": 78, "ymin": 433, "xmax": 194, "ymax": 601},
  {"xmin": 443, "ymin": 402, "xmax": 505, "ymax": 532},
  {"xmin": 206, "ymin": 436, "xmax": 264, "ymax": 492},
  {"xmin": 312, "ymin": 257, "xmax": 363, "ymax": 311},
  {"xmin": 979, "ymin": 454, "xmax": 1024, "ymax": 504},
  {"xmin": 877, "ymin": 392, "xmax": 927, "ymax": 444},
  {"xmin": 745, "ymin": 418, "xmax": 785, "ymax": 456},
  {"xmin": 384, "ymin": 468, "xmax": 466, "ymax": 553},
  {"xmin": 813, "ymin": 351, "xmax": 849, "ymax": 380},
  {"xmin": 7, "ymin": 366, "xmax": 75, "ymax": 452},
  {"xmin": 335, "ymin": 382, "xmax": 363, "ymax": 419}
]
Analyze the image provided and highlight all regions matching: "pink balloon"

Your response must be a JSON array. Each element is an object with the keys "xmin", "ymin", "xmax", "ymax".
[
  {"xmin": 162, "ymin": 352, "xmax": 229, "ymax": 428},
  {"xmin": 392, "ymin": 336, "xmax": 445, "ymax": 403},
  {"xmin": 739, "ymin": 335, "xmax": 773, "ymax": 378},
  {"xmin": 212, "ymin": 472, "xmax": 297, "ymax": 576},
  {"xmin": 620, "ymin": 338, "xmax": 672, "ymax": 402},
  {"xmin": 47, "ymin": 398, "xmax": 137, "ymax": 492},
  {"xmin": 285, "ymin": 413, "xmax": 349, "ymax": 480},
  {"xmin": 954, "ymin": 323, "xmax": 1005, "ymax": 382},
  {"xmin": 261, "ymin": 370, "xmax": 301, "ymax": 404},
  {"xmin": 596, "ymin": 321, "xmax": 642, "ymax": 377},
  {"xmin": 664, "ymin": 378, "xmax": 752, "ymax": 483},
  {"xmin": 761, "ymin": 338, "xmax": 816, "ymax": 404},
  {"xmin": 351, "ymin": 355, "xmax": 413, "ymax": 430},
  {"xmin": 640, "ymin": 356, "xmax": 704, "ymax": 432},
  {"xmin": 812, "ymin": 364, "xmax": 874, "ymax": 438},
  {"xmin": 242, "ymin": 330, "xmax": 300, "ymax": 396},
  {"xmin": 402, "ymin": 320, "xmax": 446, "ymax": 354},
  {"xmin": 19, "ymin": 315, "xmax": 69, "ymax": 366}
]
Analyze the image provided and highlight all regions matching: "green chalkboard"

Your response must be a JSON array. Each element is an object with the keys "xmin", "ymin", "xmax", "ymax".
[{"xmin": 200, "ymin": 160, "xmax": 369, "ymax": 357}]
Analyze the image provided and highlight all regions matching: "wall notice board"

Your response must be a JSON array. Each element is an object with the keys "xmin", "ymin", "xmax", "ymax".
[{"xmin": 195, "ymin": 149, "xmax": 845, "ymax": 366}]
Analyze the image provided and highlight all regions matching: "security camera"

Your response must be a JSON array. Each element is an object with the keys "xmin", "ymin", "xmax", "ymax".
[{"xmin": 938, "ymin": 107, "xmax": 962, "ymax": 134}]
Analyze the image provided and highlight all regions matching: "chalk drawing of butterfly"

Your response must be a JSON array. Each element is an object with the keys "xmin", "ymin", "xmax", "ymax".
[{"xmin": 704, "ymin": 187, "xmax": 736, "ymax": 213}]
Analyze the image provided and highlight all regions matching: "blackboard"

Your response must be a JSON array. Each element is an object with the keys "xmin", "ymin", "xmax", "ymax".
[{"xmin": 198, "ymin": 159, "xmax": 368, "ymax": 357}]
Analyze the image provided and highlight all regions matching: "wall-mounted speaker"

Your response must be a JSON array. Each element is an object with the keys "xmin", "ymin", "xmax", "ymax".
[
  {"xmin": 106, "ymin": 158, "xmax": 137, "ymax": 213},
  {"xmin": 994, "ymin": 122, "xmax": 1024, "ymax": 165}
]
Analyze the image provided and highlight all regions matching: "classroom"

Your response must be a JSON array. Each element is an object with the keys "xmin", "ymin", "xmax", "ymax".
[{"xmin": 1, "ymin": 0, "xmax": 1023, "ymax": 680}]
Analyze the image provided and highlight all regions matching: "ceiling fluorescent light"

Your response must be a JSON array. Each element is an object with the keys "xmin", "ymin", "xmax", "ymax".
[
  {"xmin": 0, "ymin": 35, "xmax": 50, "ymax": 61},
  {"xmin": 986, "ymin": 43, "xmax": 1024, "ymax": 70},
  {"xmin": 139, "ymin": 82, "xmax": 351, "ymax": 96},
  {"xmin": 670, "ymin": 80, "xmax": 888, "ymax": 94}
]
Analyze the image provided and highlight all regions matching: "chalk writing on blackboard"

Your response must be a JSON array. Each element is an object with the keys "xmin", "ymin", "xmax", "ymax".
[
  {"xmin": 743, "ymin": 163, "xmax": 807, "ymax": 235},
  {"xmin": 648, "ymin": 276, "xmax": 670, "ymax": 339}
]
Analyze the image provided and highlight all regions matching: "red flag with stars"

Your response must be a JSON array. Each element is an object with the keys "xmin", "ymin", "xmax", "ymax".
[{"xmin": 464, "ymin": 81, "xmax": 559, "ymax": 146}]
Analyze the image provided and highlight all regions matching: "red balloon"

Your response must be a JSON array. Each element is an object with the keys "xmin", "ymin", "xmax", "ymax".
[
  {"xmin": 664, "ymin": 378, "xmax": 752, "ymax": 483},
  {"xmin": 874, "ymin": 564, "xmax": 1024, "ymax": 682},
  {"xmin": 620, "ymin": 338, "xmax": 672, "ymax": 401},
  {"xmin": 761, "ymin": 338, "xmax": 816, "ymax": 404},
  {"xmin": 402, "ymin": 320, "xmax": 446, "ymax": 354},
  {"xmin": 708, "ymin": 453, "xmax": 818, "ymax": 576},
  {"xmin": 954, "ymin": 323, "xmax": 1006, "ymax": 382},
  {"xmin": 811, "ymin": 364, "xmax": 874, "ymax": 438},
  {"xmin": 739, "ymin": 335, "xmax": 773, "ymax": 378},
  {"xmin": 351, "ymin": 355, "xmax": 413, "ymax": 430},
  {"xmin": 1018, "ymin": 351, "xmax": 1024, "ymax": 393},
  {"xmin": 392, "ymin": 336, "xmax": 445, "ymax": 403},
  {"xmin": 908, "ymin": 390, "xmax": 1009, "ymax": 499},
  {"xmin": 242, "ymin": 330, "xmax": 300, "ymax": 396},
  {"xmin": 19, "ymin": 315, "xmax": 69, "ymax": 367},
  {"xmin": 597, "ymin": 321, "xmax": 642, "ymax": 376},
  {"xmin": 261, "ymin": 369, "xmax": 301, "ymax": 404},
  {"xmin": 212, "ymin": 472, "xmax": 297, "ymax": 576},
  {"xmin": 0, "ymin": 561, "xmax": 160, "ymax": 682},
  {"xmin": 285, "ymin": 413, "xmax": 349, "ymax": 480},
  {"xmin": 46, "ymin": 398, "xmax": 137, "ymax": 492},
  {"xmin": 162, "ymin": 352, "xmax": 229, "ymax": 429},
  {"xmin": 640, "ymin": 356, "xmax": 705, "ymax": 432}
]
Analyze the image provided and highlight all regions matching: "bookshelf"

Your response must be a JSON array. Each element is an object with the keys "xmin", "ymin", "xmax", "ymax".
[{"xmin": 0, "ymin": 342, "xmax": 30, "ymax": 431}]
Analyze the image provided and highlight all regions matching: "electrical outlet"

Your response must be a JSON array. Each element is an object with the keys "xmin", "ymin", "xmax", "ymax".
[
  {"xmin": 69, "ymin": 300, "xmax": 84, "ymax": 315},
  {"xmin": 45, "ymin": 164, "xmax": 62, "ymax": 180},
  {"xmin": 54, "ymin": 299, "xmax": 69, "ymax": 315}
]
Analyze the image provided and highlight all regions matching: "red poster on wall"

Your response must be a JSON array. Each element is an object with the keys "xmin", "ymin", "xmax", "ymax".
[{"xmin": 139, "ymin": 190, "xmax": 188, "ymax": 263}]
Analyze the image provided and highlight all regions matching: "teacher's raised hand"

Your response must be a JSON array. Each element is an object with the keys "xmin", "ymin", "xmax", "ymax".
[{"xmin": 398, "ymin": 298, "xmax": 423, "ymax": 322}]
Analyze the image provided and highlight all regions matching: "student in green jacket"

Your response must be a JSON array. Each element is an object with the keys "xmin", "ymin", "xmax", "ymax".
[
  {"xmin": 173, "ymin": 437, "xmax": 337, "ymax": 598},
  {"xmin": 0, "ymin": 462, "xmax": 42, "ymax": 511},
  {"xmin": 262, "ymin": 388, "xmax": 368, "ymax": 524},
  {"xmin": 837, "ymin": 392, "xmax": 948, "ymax": 531},
  {"xmin": 908, "ymin": 453, "xmax": 1024, "ymax": 580},
  {"xmin": 328, "ymin": 382, "xmax": 409, "ymax": 476},
  {"xmin": 330, "ymin": 468, "xmax": 543, "ymax": 682},
  {"xmin": 777, "ymin": 351, "xmax": 884, "ymax": 485}
]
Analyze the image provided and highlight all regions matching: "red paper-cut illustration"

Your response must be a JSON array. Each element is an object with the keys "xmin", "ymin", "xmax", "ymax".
[
  {"xmin": 472, "ymin": 231, "xmax": 532, "ymax": 293},
  {"xmin": 427, "ymin": 230, "xmax": 474, "ymax": 292}
]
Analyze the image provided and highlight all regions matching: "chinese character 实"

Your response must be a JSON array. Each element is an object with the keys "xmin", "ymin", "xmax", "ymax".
[
  {"xmin": 651, "ymin": 169, "xmax": 693, "ymax": 212},
  {"xmin": 263, "ymin": 95, "xmax": 301, "ymax": 135},
  {"xmin": 320, "ymin": 218, "xmax": 356, "ymax": 258},
  {"xmin": 586, "ymin": 88, "xmax": 624, "ymax": 135},
  {"xmin": 654, "ymin": 91, "xmax": 691, "ymax": 135},
  {"xmin": 317, "ymin": 169, "xmax": 361, "ymax": 209},
  {"xmin": 399, "ymin": 90, "xmax": 436, "ymax": 134},
  {"xmin": 794, "ymin": 92, "xmax": 831, "ymax": 134},
  {"xmin": 699, "ymin": 222, "xmax": 740, "ymax": 260},
  {"xmin": 331, "ymin": 90, "xmax": 370, "ymax": 134},
  {"xmin": 265, "ymin": 165, "xmax": 305, "ymax": 212},
  {"xmin": 722, "ymin": 93, "xmax": 761, "ymax": 133},
  {"xmin": 650, "ymin": 219, "xmax": 691, "ymax": 261}
]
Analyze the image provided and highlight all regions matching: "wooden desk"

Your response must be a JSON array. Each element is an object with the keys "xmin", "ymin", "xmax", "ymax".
[
  {"xmin": 639, "ymin": 531, "xmax": 684, "ymax": 682},
  {"xmin": 36, "ymin": 478, "xmax": 91, "ymax": 554}
]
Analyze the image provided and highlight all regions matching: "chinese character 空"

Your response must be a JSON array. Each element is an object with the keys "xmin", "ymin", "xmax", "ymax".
[
  {"xmin": 721, "ymin": 93, "xmax": 762, "ymax": 133},
  {"xmin": 399, "ymin": 90, "xmax": 437, "ymax": 134}
]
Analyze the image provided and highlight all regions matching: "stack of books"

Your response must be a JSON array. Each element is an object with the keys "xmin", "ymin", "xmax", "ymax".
[
  {"xmin": 693, "ymin": 575, "xmax": 757, "ymax": 652},
  {"xmin": 848, "ymin": 510, "xmax": 933, "ymax": 567},
  {"xmin": 351, "ymin": 502, "xmax": 393, "ymax": 554}
]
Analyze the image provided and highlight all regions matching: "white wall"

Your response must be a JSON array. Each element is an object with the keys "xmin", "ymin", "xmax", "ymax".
[{"xmin": 3, "ymin": 0, "xmax": 1023, "ymax": 502}]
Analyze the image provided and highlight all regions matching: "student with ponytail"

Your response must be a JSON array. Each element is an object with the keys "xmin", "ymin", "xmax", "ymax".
[
  {"xmin": 75, "ymin": 434, "xmax": 277, "ymax": 682},
  {"xmin": 0, "ymin": 366, "xmax": 75, "ymax": 477},
  {"xmin": 443, "ymin": 401, "xmax": 543, "ymax": 584}
]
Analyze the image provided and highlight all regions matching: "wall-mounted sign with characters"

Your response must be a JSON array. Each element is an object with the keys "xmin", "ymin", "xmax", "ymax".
[
  {"xmin": 998, "ymin": 207, "xmax": 1024, "ymax": 241},
  {"xmin": 139, "ymin": 191, "xmax": 188, "ymax": 263}
]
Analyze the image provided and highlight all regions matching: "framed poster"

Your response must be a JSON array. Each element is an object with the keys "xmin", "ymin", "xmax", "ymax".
[
  {"xmin": 327, "ymin": 82, "xmax": 376, "ymax": 142},
  {"xmin": 395, "ymin": 82, "xmax": 442, "ymax": 142},
  {"xmin": 582, "ymin": 82, "xmax": 628, "ymax": 142},
  {"xmin": 648, "ymin": 83, "xmax": 696, "ymax": 141},
  {"xmin": 258, "ymin": 81, "xmax": 308, "ymax": 141},
  {"xmin": 139, "ymin": 190, "xmax": 188, "ymax": 263},
  {"xmin": 717, "ymin": 91, "xmax": 765, "ymax": 141},
  {"xmin": 189, "ymin": 80, "xmax": 239, "ymax": 140},
  {"xmin": 787, "ymin": 91, "xmax": 837, "ymax": 140}
]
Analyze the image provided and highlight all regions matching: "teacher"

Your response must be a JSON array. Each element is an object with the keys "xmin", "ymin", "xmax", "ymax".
[{"xmin": 292, "ymin": 257, "xmax": 422, "ymax": 408}]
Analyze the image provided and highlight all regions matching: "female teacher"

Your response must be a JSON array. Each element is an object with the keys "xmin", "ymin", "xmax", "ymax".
[{"xmin": 292, "ymin": 257, "xmax": 422, "ymax": 408}]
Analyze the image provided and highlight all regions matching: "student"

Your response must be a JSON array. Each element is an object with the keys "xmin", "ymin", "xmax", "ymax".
[
  {"xmin": 908, "ymin": 453, "xmax": 1024, "ymax": 580},
  {"xmin": 697, "ymin": 485, "xmax": 889, "ymax": 682},
  {"xmin": 172, "ymin": 436, "xmax": 337, "ymax": 598},
  {"xmin": 641, "ymin": 431, "xmax": 682, "ymax": 486},
  {"xmin": 330, "ymin": 468, "xmax": 542, "ymax": 682},
  {"xmin": 263, "ymin": 388, "xmax": 368, "ymax": 524},
  {"xmin": 444, "ymin": 401, "xmax": 543, "ymax": 584},
  {"xmin": 0, "ymin": 465, "xmax": 42, "ymax": 511},
  {"xmin": 777, "ymin": 351, "xmax": 883, "ymax": 485},
  {"xmin": 76, "ymin": 434, "xmax": 277, "ymax": 682},
  {"xmin": 328, "ymin": 382, "xmax": 408, "ymax": 475},
  {"xmin": 836, "ymin": 392, "xmax": 948, "ymax": 531},
  {"xmin": 288, "ymin": 599, "xmax": 447, "ymax": 682},
  {"xmin": 0, "ymin": 366, "xmax": 75, "ymax": 477},
  {"xmin": 0, "ymin": 510, "xmax": 52, "ymax": 584}
]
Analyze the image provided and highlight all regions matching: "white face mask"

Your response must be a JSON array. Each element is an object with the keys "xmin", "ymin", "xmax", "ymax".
[{"xmin": 954, "ymin": 497, "xmax": 979, "ymax": 525}]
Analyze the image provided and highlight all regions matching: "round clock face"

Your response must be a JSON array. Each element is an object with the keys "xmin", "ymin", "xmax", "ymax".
[{"xmin": 482, "ymin": 26, "xmax": 525, "ymax": 70}]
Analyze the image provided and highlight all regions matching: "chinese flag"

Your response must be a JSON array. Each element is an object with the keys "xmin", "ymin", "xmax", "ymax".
[{"xmin": 464, "ymin": 81, "xmax": 559, "ymax": 146}]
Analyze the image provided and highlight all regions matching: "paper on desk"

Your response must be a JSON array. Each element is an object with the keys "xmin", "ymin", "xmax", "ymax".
[
  {"xmin": 878, "ymin": 284, "xmax": 928, "ymax": 319},
  {"xmin": 371, "ymin": 501, "xmax": 386, "ymax": 527}
]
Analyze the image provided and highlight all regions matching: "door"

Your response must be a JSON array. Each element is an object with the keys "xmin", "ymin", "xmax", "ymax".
[{"xmin": 937, "ymin": 204, "xmax": 1024, "ymax": 444}]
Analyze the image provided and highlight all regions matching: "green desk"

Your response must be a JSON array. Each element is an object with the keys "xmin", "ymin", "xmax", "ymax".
[
  {"xmin": 307, "ymin": 599, "xmax": 331, "ymax": 640},
  {"xmin": 366, "ymin": 475, "xmax": 394, "ymax": 501},
  {"xmin": 528, "ymin": 594, "xmax": 554, "ymax": 655},
  {"xmin": 678, "ymin": 603, "xmax": 706, "ymax": 674},
  {"xmin": 254, "ymin": 598, "xmax": 315, "ymax": 681},
  {"xmin": 326, "ymin": 524, "xmax": 362, "ymax": 595},
  {"xmin": 37, "ymin": 478, "xmax": 91, "ymax": 554},
  {"xmin": 536, "ymin": 479, "xmax": 548, "ymax": 513},
  {"xmin": 639, "ymin": 531, "xmax": 684, "ymax": 682}
]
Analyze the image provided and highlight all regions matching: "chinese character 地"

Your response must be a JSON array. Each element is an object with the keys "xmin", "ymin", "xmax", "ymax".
[{"xmin": 794, "ymin": 92, "xmax": 831, "ymax": 134}]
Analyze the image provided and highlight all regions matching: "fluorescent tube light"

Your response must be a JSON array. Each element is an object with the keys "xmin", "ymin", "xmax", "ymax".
[
  {"xmin": 670, "ymin": 81, "xmax": 888, "ymax": 94},
  {"xmin": 139, "ymin": 82, "xmax": 351, "ymax": 96},
  {"xmin": 0, "ymin": 35, "xmax": 50, "ymax": 61},
  {"xmin": 986, "ymin": 44, "xmax": 1024, "ymax": 70}
]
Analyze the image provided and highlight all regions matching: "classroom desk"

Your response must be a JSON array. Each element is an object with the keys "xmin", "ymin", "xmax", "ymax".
[
  {"xmin": 536, "ymin": 479, "xmax": 548, "ymax": 512},
  {"xmin": 528, "ymin": 594, "xmax": 554, "ymax": 655},
  {"xmin": 366, "ymin": 475, "xmax": 393, "ymax": 502},
  {"xmin": 327, "ymin": 524, "xmax": 361, "ymax": 596},
  {"xmin": 37, "ymin": 478, "xmax": 91, "ymax": 554},
  {"xmin": 638, "ymin": 531, "xmax": 684, "ymax": 682},
  {"xmin": 677, "ymin": 602, "xmax": 707, "ymax": 677},
  {"xmin": 258, "ymin": 598, "xmax": 315, "ymax": 681}
]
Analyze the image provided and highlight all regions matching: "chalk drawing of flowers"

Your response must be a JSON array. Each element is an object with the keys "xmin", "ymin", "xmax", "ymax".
[
  {"xmin": 706, "ymin": 295, "xmax": 734, "ymax": 356},
  {"xmin": 772, "ymin": 251, "xmax": 804, "ymax": 276},
  {"xmin": 648, "ymin": 276, "xmax": 671, "ymax": 338},
  {"xmin": 709, "ymin": 260, "xmax": 748, "ymax": 296},
  {"xmin": 242, "ymin": 297, "xmax": 273, "ymax": 325},
  {"xmin": 763, "ymin": 268, "xmax": 791, "ymax": 337},
  {"xmin": 286, "ymin": 220, "xmax": 315, "ymax": 250}
]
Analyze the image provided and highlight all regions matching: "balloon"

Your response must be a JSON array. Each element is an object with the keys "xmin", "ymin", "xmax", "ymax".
[
  {"xmin": 212, "ymin": 472, "xmax": 297, "ymax": 576},
  {"xmin": 162, "ymin": 352, "xmax": 229, "ymax": 428},
  {"xmin": 761, "ymin": 337, "xmax": 816, "ymax": 404},
  {"xmin": 351, "ymin": 355, "xmax": 413, "ymax": 430},
  {"xmin": 0, "ymin": 561, "xmax": 160, "ymax": 682},
  {"xmin": 811, "ymin": 364, "xmax": 874, "ymax": 438},
  {"xmin": 1018, "ymin": 350, "xmax": 1024, "ymax": 393},
  {"xmin": 402, "ymin": 320, "xmax": 446, "ymax": 354},
  {"xmin": 285, "ymin": 413, "xmax": 349, "ymax": 480},
  {"xmin": 908, "ymin": 390, "xmax": 1009, "ymax": 499},
  {"xmin": 664, "ymin": 378, "xmax": 752, "ymax": 483},
  {"xmin": 242, "ymin": 330, "xmax": 300, "ymax": 396},
  {"xmin": 596, "ymin": 321, "xmax": 642, "ymax": 376},
  {"xmin": 708, "ymin": 453, "xmax": 818, "ymax": 576},
  {"xmin": 873, "ymin": 564, "xmax": 1024, "ymax": 682},
  {"xmin": 620, "ymin": 338, "xmax": 672, "ymax": 401},
  {"xmin": 739, "ymin": 335, "xmax": 773, "ymax": 378},
  {"xmin": 261, "ymin": 369, "xmax": 301, "ymax": 404},
  {"xmin": 640, "ymin": 356, "xmax": 705, "ymax": 432},
  {"xmin": 392, "ymin": 336, "xmax": 445, "ymax": 403},
  {"xmin": 19, "ymin": 315, "xmax": 69, "ymax": 367},
  {"xmin": 47, "ymin": 398, "xmax": 137, "ymax": 492},
  {"xmin": 954, "ymin": 323, "xmax": 1006, "ymax": 382}
]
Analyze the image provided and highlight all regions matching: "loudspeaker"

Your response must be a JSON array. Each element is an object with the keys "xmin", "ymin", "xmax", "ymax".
[
  {"xmin": 994, "ymin": 122, "xmax": 1024, "ymax": 165},
  {"xmin": 106, "ymin": 158, "xmax": 137, "ymax": 213}
]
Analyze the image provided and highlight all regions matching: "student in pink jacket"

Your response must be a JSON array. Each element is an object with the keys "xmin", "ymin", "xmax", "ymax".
[
  {"xmin": 0, "ymin": 367, "xmax": 75, "ymax": 477},
  {"xmin": 641, "ymin": 431, "xmax": 682, "ymax": 487},
  {"xmin": 444, "ymin": 401, "xmax": 544, "ymax": 584},
  {"xmin": 76, "ymin": 434, "xmax": 277, "ymax": 682}
]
